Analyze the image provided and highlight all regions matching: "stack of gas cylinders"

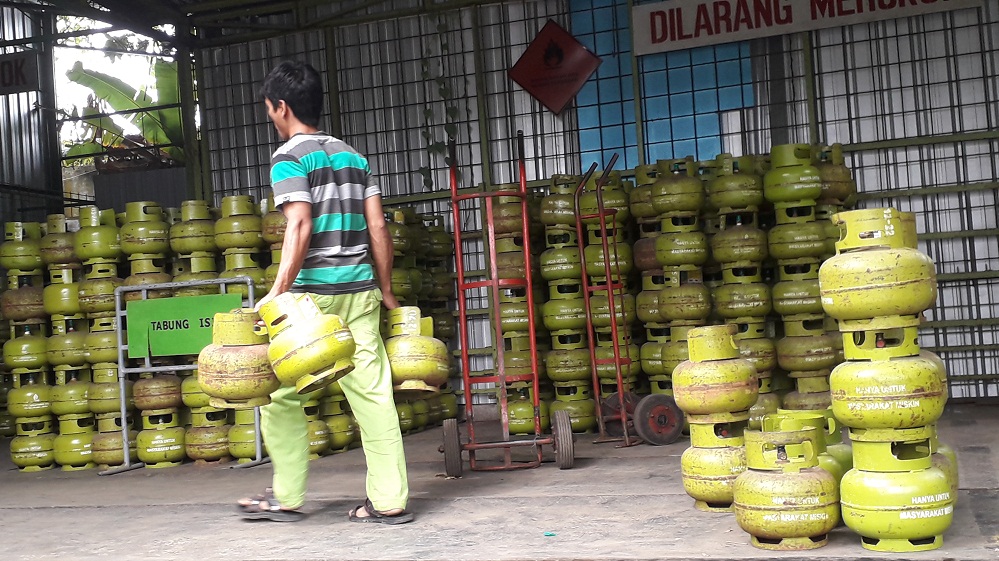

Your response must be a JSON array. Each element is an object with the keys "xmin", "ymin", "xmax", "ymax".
[
  {"xmin": 540, "ymin": 175, "xmax": 597, "ymax": 433},
  {"xmin": 489, "ymin": 189, "xmax": 550, "ymax": 434},
  {"xmin": 0, "ymin": 195, "xmax": 457, "ymax": 471},
  {"xmin": 673, "ymin": 190, "xmax": 957, "ymax": 552},
  {"xmin": 820, "ymin": 207, "xmax": 956, "ymax": 552},
  {"xmin": 383, "ymin": 207, "xmax": 459, "ymax": 434}
]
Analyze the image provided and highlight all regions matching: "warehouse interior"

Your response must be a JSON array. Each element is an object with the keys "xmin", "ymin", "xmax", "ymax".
[{"xmin": 1, "ymin": 0, "xmax": 998, "ymax": 560}]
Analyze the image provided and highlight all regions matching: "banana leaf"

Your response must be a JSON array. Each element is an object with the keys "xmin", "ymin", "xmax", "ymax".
[
  {"xmin": 66, "ymin": 61, "xmax": 184, "ymax": 163},
  {"xmin": 82, "ymin": 105, "xmax": 124, "ymax": 139},
  {"xmin": 153, "ymin": 59, "xmax": 184, "ymax": 147},
  {"xmin": 63, "ymin": 140, "xmax": 105, "ymax": 164}
]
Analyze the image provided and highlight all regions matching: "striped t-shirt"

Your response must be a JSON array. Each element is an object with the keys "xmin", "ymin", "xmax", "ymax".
[{"xmin": 270, "ymin": 133, "xmax": 380, "ymax": 295}]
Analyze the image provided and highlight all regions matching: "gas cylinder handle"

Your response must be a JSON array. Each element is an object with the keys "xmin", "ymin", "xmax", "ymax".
[
  {"xmin": 825, "ymin": 414, "xmax": 838, "ymax": 437},
  {"xmin": 796, "ymin": 438, "xmax": 817, "ymax": 470}
]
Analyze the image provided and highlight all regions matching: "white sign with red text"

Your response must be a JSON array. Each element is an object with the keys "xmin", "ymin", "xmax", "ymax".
[{"xmin": 633, "ymin": 0, "xmax": 982, "ymax": 55}]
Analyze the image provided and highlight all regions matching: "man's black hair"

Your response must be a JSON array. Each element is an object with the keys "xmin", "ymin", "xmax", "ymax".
[{"xmin": 260, "ymin": 60, "xmax": 323, "ymax": 128}]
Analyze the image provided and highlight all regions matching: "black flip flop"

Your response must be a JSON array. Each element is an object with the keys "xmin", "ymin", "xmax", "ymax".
[
  {"xmin": 348, "ymin": 498, "xmax": 414, "ymax": 525},
  {"xmin": 237, "ymin": 488, "xmax": 305, "ymax": 522}
]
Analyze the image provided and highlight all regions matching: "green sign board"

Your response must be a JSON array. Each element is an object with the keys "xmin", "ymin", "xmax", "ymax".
[{"xmin": 126, "ymin": 294, "xmax": 242, "ymax": 358}]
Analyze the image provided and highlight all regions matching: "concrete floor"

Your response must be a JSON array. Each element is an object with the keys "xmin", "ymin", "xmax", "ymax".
[{"xmin": 2, "ymin": 403, "xmax": 998, "ymax": 561}]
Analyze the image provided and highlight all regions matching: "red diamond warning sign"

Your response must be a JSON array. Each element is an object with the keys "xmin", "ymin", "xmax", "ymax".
[{"xmin": 508, "ymin": 20, "xmax": 602, "ymax": 115}]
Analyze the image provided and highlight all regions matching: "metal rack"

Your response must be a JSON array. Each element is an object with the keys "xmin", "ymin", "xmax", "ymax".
[
  {"xmin": 442, "ymin": 131, "xmax": 573, "ymax": 476},
  {"xmin": 99, "ymin": 276, "xmax": 268, "ymax": 476}
]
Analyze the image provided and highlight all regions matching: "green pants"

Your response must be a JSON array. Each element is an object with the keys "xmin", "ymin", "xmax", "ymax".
[{"xmin": 260, "ymin": 289, "xmax": 409, "ymax": 511}]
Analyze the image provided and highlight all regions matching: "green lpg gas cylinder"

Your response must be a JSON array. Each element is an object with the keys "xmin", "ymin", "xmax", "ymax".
[
  {"xmin": 579, "ymin": 176, "xmax": 630, "ymax": 226},
  {"xmin": 550, "ymin": 382, "xmax": 597, "ymax": 433},
  {"xmin": 819, "ymin": 208, "xmax": 937, "ymax": 326},
  {"xmin": 655, "ymin": 230, "xmax": 709, "ymax": 268},
  {"xmin": 681, "ymin": 444, "xmax": 747, "ymax": 512},
  {"xmin": 930, "ymin": 431, "xmax": 959, "ymax": 504},
  {"xmin": 636, "ymin": 288, "xmax": 664, "ymax": 325},
  {"xmin": 761, "ymin": 412, "xmax": 845, "ymax": 482},
  {"xmin": 830, "ymin": 353, "xmax": 946, "ymax": 430},
  {"xmin": 841, "ymin": 463, "xmax": 952, "ymax": 551},
  {"xmin": 83, "ymin": 317, "xmax": 119, "ymax": 365},
  {"xmin": 326, "ymin": 410, "xmax": 357, "ymax": 450},
  {"xmin": 88, "ymin": 376, "xmax": 135, "ymax": 414},
  {"xmin": 197, "ymin": 308, "xmax": 279, "ymax": 409},
  {"xmin": 772, "ymin": 260, "xmax": 823, "ymax": 317},
  {"xmin": 629, "ymin": 164, "xmax": 658, "ymax": 219},
  {"xmin": 137, "ymin": 409, "xmax": 186, "ymax": 468},
  {"xmin": 707, "ymin": 154, "xmax": 764, "ymax": 211},
  {"xmin": 813, "ymin": 144, "xmax": 857, "ymax": 205},
  {"xmin": 540, "ymin": 175, "xmax": 579, "ymax": 226},
  {"xmin": 425, "ymin": 220, "xmax": 454, "ymax": 258},
  {"xmin": 588, "ymin": 294, "xmax": 636, "ymax": 328},
  {"xmin": 181, "ymin": 371, "xmax": 211, "ymax": 408},
  {"xmin": 439, "ymin": 390, "xmax": 459, "ymax": 420},
  {"xmin": 304, "ymin": 404, "xmax": 331, "ymax": 459},
  {"xmin": 384, "ymin": 307, "xmax": 450, "ymax": 392},
  {"xmin": 40, "ymin": 215, "xmax": 79, "ymax": 266},
  {"xmin": 50, "ymin": 375, "xmax": 90, "ymax": 416},
  {"xmin": 776, "ymin": 317, "xmax": 838, "ymax": 373},
  {"xmin": 652, "ymin": 160, "xmax": 704, "ymax": 215},
  {"xmin": 133, "ymin": 374, "xmax": 183, "ymax": 411},
  {"xmin": 1, "ymin": 284, "xmax": 45, "ymax": 321},
  {"xmin": 10, "ymin": 432, "xmax": 56, "ymax": 472},
  {"xmin": 733, "ymin": 321, "xmax": 776, "ymax": 376},
  {"xmin": 411, "ymin": 399, "xmax": 430, "ymax": 430},
  {"xmin": 782, "ymin": 372, "xmax": 833, "ymax": 411},
  {"xmin": 120, "ymin": 201, "xmax": 170, "ymax": 256},
  {"xmin": 545, "ymin": 348, "xmax": 591, "ymax": 382},
  {"xmin": 4, "ymin": 325, "xmax": 48, "ymax": 370},
  {"xmin": 768, "ymin": 221, "xmax": 827, "ymax": 261},
  {"xmin": 185, "ymin": 423, "xmax": 231, "ymax": 463},
  {"xmin": 542, "ymin": 297, "xmax": 587, "ymax": 331},
  {"xmin": 78, "ymin": 262, "xmax": 123, "ymax": 314},
  {"xmin": 53, "ymin": 414, "xmax": 96, "ymax": 470},
  {"xmin": 584, "ymin": 242, "xmax": 634, "ymax": 278},
  {"xmin": 123, "ymin": 257, "xmax": 172, "ymax": 301},
  {"xmin": 733, "ymin": 428, "xmax": 839, "ymax": 550},
  {"xmin": 0, "ymin": 221, "xmax": 42, "ymax": 271},
  {"xmin": 747, "ymin": 379, "xmax": 780, "ymax": 431},
  {"xmin": 43, "ymin": 270, "xmax": 81, "ymax": 317},
  {"xmin": 710, "ymin": 222, "xmax": 768, "ymax": 264},
  {"xmin": 713, "ymin": 275, "xmax": 772, "ymax": 319},
  {"xmin": 673, "ymin": 325, "xmax": 758, "ymax": 416},
  {"xmin": 229, "ymin": 409, "xmax": 265, "ymax": 463},
  {"xmin": 540, "ymin": 246, "xmax": 581, "ymax": 281},
  {"xmin": 74, "ymin": 207, "xmax": 122, "ymax": 261},
  {"xmin": 218, "ymin": 250, "xmax": 266, "ymax": 300},
  {"xmin": 763, "ymin": 145, "xmax": 822, "ymax": 204},
  {"xmin": 215, "ymin": 195, "xmax": 264, "ymax": 250},
  {"xmin": 92, "ymin": 429, "xmax": 139, "ymax": 468},
  {"xmin": 395, "ymin": 401, "xmax": 414, "ymax": 433},
  {"xmin": 261, "ymin": 197, "xmax": 287, "ymax": 247},
  {"xmin": 47, "ymin": 320, "xmax": 88, "ymax": 367},
  {"xmin": 170, "ymin": 200, "xmax": 218, "ymax": 255},
  {"xmin": 259, "ymin": 293, "xmax": 357, "ymax": 394},
  {"xmin": 506, "ymin": 395, "xmax": 550, "ymax": 435},
  {"xmin": 7, "ymin": 373, "xmax": 52, "ymax": 417}
]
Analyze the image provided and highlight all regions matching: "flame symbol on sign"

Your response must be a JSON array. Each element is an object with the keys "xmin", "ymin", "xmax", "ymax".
[{"xmin": 543, "ymin": 40, "xmax": 563, "ymax": 68}]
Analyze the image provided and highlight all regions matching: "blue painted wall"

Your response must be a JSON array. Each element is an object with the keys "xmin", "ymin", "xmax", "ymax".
[{"xmin": 570, "ymin": 0, "xmax": 754, "ymax": 171}]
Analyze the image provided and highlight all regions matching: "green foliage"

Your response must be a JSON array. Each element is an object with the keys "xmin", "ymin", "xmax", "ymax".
[{"xmin": 63, "ymin": 59, "xmax": 184, "ymax": 164}]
